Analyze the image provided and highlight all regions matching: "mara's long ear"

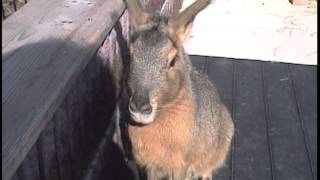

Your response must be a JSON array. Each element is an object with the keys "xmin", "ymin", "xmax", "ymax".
[
  {"xmin": 167, "ymin": 0, "xmax": 212, "ymax": 42},
  {"xmin": 124, "ymin": 0, "xmax": 150, "ymax": 33}
]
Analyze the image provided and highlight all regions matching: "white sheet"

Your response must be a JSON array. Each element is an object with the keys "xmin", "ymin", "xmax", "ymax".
[{"xmin": 181, "ymin": 0, "xmax": 317, "ymax": 65}]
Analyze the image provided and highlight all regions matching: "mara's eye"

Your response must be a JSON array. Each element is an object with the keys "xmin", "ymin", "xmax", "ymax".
[
  {"xmin": 169, "ymin": 57, "xmax": 177, "ymax": 68},
  {"xmin": 168, "ymin": 48, "xmax": 178, "ymax": 68}
]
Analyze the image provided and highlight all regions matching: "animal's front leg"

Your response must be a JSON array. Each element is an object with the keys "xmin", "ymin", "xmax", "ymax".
[
  {"xmin": 200, "ymin": 174, "xmax": 212, "ymax": 180},
  {"xmin": 171, "ymin": 167, "xmax": 188, "ymax": 180},
  {"xmin": 147, "ymin": 168, "xmax": 157, "ymax": 180},
  {"xmin": 146, "ymin": 166, "xmax": 168, "ymax": 180},
  {"xmin": 201, "ymin": 177, "xmax": 212, "ymax": 180}
]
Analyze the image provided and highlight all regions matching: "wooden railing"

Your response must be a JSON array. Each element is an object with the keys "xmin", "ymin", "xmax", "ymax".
[
  {"xmin": 2, "ymin": 0, "xmax": 126, "ymax": 179},
  {"xmin": 2, "ymin": 0, "xmax": 28, "ymax": 19}
]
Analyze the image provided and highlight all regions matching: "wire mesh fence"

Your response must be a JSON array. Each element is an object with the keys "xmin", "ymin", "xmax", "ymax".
[{"xmin": 2, "ymin": 0, "xmax": 27, "ymax": 19}]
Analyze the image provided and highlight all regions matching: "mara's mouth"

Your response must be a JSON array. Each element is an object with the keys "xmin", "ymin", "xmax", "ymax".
[{"xmin": 129, "ymin": 106, "xmax": 157, "ymax": 125}]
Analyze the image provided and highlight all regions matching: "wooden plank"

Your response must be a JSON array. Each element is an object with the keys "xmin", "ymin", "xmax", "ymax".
[
  {"xmin": 9, "ymin": 174, "xmax": 19, "ymax": 180},
  {"xmin": 53, "ymin": 107, "xmax": 73, "ymax": 180},
  {"xmin": 2, "ymin": 0, "xmax": 60, "ymax": 48},
  {"xmin": 37, "ymin": 120, "xmax": 60, "ymax": 180},
  {"xmin": 2, "ymin": 0, "xmax": 125, "ymax": 179},
  {"xmin": 16, "ymin": 144, "xmax": 41, "ymax": 180},
  {"xmin": 81, "ymin": 60, "xmax": 103, "ymax": 160},
  {"xmin": 190, "ymin": 55, "xmax": 207, "ymax": 74},
  {"xmin": 74, "ymin": 52, "xmax": 110, "ymax": 172},
  {"xmin": 262, "ymin": 62, "xmax": 313, "ymax": 180},
  {"xmin": 84, "ymin": 52, "xmax": 117, "ymax": 159},
  {"xmin": 65, "ymin": 89, "xmax": 86, "ymax": 180},
  {"xmin": 83, "ymin": 13, "xmax": 135, "ymax": 179},
  {"xmin": 52, "ymin": 44, "xmax": 117, "ymax": 180},
  {"xmin": 74, "ymin": 75, "xmax": 92, "ymax": 173},
  {"xmin": 231, "ymin": 60, "xmax": 272, "ymax": 180},
  {"xmin": 205, "ymin": 57, "xmax": 233, "ymax": 180},
  {"xmin": 288, "ymin": 64, "xmax": 317, "ymax": 179},
  {"xmin": 205, "ymin": 57, "xmax": 233, "ymax": 111}
]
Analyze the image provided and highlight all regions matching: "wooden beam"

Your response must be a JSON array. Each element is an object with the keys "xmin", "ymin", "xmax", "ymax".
[
  {"xmin": 2, "ymin": 0, "xmax": 61, "ymax": 49},
  {"xmin": 2, "ymin": 0, "xmax": 125, "ymax": 180}
]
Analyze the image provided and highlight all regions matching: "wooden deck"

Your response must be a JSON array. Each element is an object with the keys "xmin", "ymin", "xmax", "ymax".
[
  {"xmin": 104, "ymin": 56, "xmax": 317, "ymax": 180},
  {"xmin": 191, "ymin": 56, "xmax": 317, "ymax": 180}
]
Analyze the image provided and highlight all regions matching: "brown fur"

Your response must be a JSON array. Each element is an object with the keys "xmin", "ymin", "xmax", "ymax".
[
  {"xmin": 128, "ymin": 85, "xmax": 195, "ymax": 174},
  {"xmin": 188, "ymin": 106, "xmax": 233, "ymax": 177}
]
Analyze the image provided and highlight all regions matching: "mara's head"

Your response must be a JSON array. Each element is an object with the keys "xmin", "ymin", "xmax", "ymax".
[{"xmin": 125, "ymin": 0, "xmax": 211, "ymax": 125}]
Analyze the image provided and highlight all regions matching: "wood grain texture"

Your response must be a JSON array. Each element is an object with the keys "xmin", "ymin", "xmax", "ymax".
[
  {"xmin": 262, "ymin": 63, "xmax": 313, "ymax": 180},
  {"xmin": 2, "ymin": 0, "xmax": 61, "ymax": 48},
  {"xmin": 2, "ymin": 0, "xmax": 125, "ymax": 179},
  {"xmin": 79, "ymin": 58, "xmax": 107, "ymax": 162},
  {"xmin": 52, "ymin": 107, "xmax": 73, "ymax": 180},
  {"xmin": 59, "ymin": 22, "xmax": 122, "ymax": 180},
  {"xmin": 232, "ymin": 60, "xmax": 272, "ymax": 180},
  {"xmin": 9, "ymin": 174, "xmax": 19, "ymax": 180},
  {"xmin": 288, "ymin": 64, "xmax": 317, "ymax": 179},
  {"xmin": 37, "ymin": 120, "xmax": 60, "ymax": 180},
  {"xmin": 66, "ymin": 88, "xmax": 87, "ymax": 180},
  {"xmin": 15, "ymin": 143, "xmax": 41, "ymax": 180}
]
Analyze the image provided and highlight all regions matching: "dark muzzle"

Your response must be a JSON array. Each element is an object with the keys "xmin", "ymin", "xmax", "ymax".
[{"xmin": 129, "ymin": 92, "xmax": 152, "ymax": 114}]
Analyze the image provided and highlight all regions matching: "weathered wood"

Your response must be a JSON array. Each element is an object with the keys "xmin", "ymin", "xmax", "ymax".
[
  {"xmin": 16, "ymin": 143, "xmax": 41, "ymax": 180},
  {"xmin": 262, "ymin": 62, "xmax": 313, "ymax": 180},
  {"xmin": 2, "ymin": 0, "xmax": 60, "ymax": 48},
  {"xmin": 59, "ymin": 44, "xmax": 118, "ymax": 180},
  {"xmin": 9, "ymin": 174, "xmax": 19, "ymax": 180},
  {"xmin": 81, "ymin": 8, "xmax": 131, "ymax": 180},
  {"xmin": 37, "ymin": 120, "xmax": 60, "ymax": 180},
  {"xmin": 232, "ymin": 60, "xmax": 272, "ymax": 180},
  {"xmin": 52, "ymin": 107, "xmax": 73, "ymax": 180},
  {"xmin": 2, "ymin": 0, "xmax": 126, "ymax": 180},
  {"xmin": 65, "ymin": 88, "xmax": 87, "ymax": 180},
  {"xmin": 205, "ymin": 57, "xmax": 233, "ymax": 112},
  {"xmin": 288, "ymin": 64, "xmax": 317, "ymax": 179},
  {"xmin": 73, "ymin": 72, "xmax": 92, "ymax": 178},
  {"xmin": 80, "ymin": 60, "xmax": 106, "ymax": 161}
]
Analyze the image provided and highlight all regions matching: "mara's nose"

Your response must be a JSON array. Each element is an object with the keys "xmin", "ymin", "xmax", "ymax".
[{"xmin": 129, "ymin": 94, "xmax": 152, "ymax": 114}]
